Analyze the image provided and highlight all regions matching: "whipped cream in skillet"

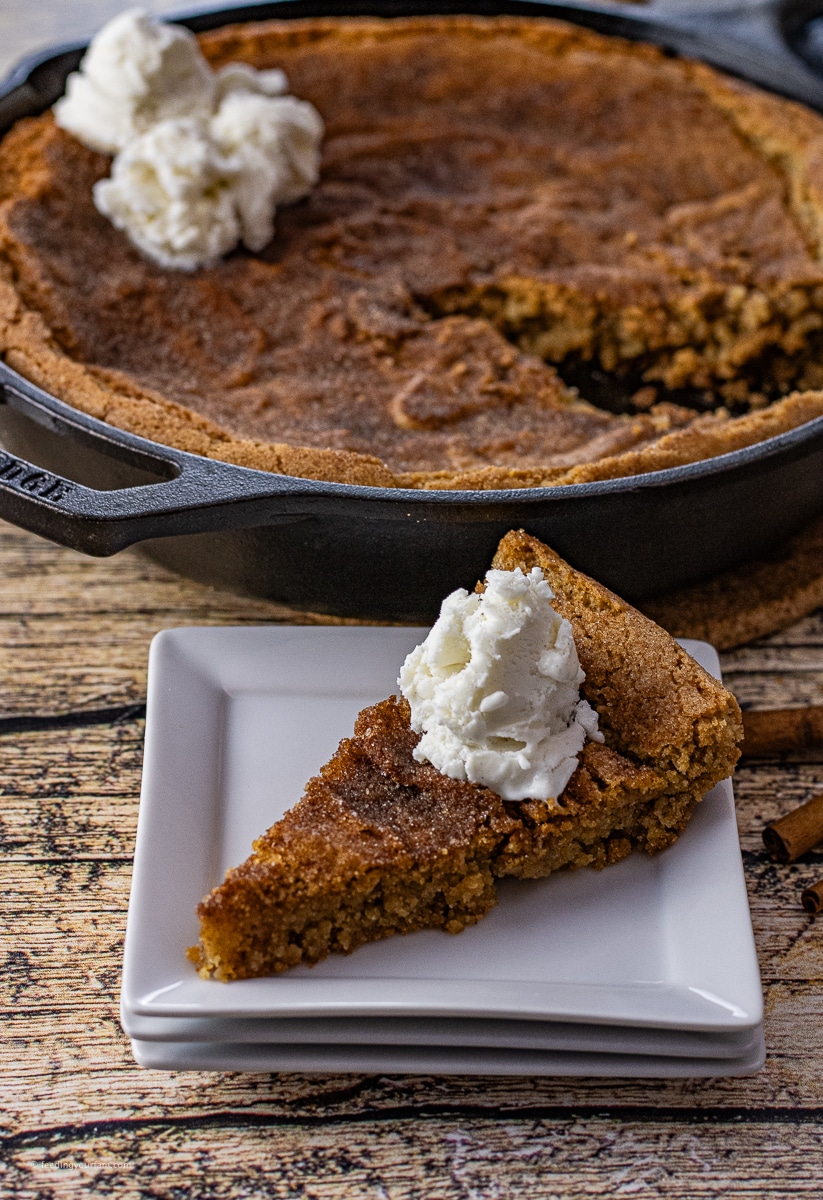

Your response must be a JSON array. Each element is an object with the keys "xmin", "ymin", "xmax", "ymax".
[{"xmin": 54, "ymin": 8, "xmax": 323, "ymax": 270}]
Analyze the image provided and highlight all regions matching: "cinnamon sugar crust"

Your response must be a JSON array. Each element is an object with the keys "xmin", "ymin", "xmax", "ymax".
[
  {"xmin": 3, "ymin": 16, "xmax": 823, "ymax": 489},
  {"xmin": 190, "ymin": 531, "xmax": 742, "ymax": 981}
]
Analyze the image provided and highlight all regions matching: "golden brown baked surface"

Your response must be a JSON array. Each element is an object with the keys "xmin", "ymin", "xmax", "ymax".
[
  {"xmin": 3, "ymin": 15, "xmax": 823, "ymax": 490},
  {"xmin": 3, "ymin": 14, "xmax": 823, "ymax": 484},
  {"xmin": 190, "ymin": 530, "xmax": 742, "ymax": 981}
]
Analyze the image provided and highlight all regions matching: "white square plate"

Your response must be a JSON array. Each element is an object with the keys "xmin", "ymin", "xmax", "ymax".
[
  {"xmin": 120, "ymin": 1005, "xmax": 761, "ymax": 1057},
  {"xmin": 121, "ymin": 628, "xmax": 763, "ymax": 1033},
  {"xmin": 128, "ymin": 1037, "xmax": 766, "ymax": 1077}
]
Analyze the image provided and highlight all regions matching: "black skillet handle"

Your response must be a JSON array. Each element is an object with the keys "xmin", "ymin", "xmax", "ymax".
[{"xmin": 0, "ymin": 369, "xmax": 315, "ymax": 556}]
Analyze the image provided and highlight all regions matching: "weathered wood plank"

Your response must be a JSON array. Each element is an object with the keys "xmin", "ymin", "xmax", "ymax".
[
  {"xmin": 0, "ymin": 525, "xmax": 262, "ymax": 609},
  {"xmin": 5, "ymin": 1108, "xmax": 823, "ymax": 1199},
  {"xmin": 722, "ymin": 647, "xmax": 823, "ymax": 673},
  {"xmin": 744, "ymin": 611, "xmax": 823, "ymax": 646},
  {"xmin": 0, "ymin": 527, "xmax": 389, "ymax": 718},
  {"xmin": 723, "ymin": 673, "xmax": 823, "ymax": 711}
]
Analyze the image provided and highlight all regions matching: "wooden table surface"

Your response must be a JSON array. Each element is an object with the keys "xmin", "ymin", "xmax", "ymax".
[
  {"xmin": 2, "ymin": 1, "xmax": 823, "ymax": 1194},
  {"xmin": 2, "ymin": 520, "xmax": 823, "ymax": 1198}
]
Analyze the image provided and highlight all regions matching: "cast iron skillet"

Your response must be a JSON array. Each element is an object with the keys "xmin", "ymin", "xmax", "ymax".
[{"xmin": 2, "ymin": 0, "xmax": 823, "ymax": 621}]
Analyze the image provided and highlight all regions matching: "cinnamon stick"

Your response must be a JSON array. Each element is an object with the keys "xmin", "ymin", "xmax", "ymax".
[
  {"xmin": 763, "ymin": 793, "xmax": 823, "ymax": 862},
  {"xmin": 801, "ymin": 879, "xmax": 823, "ymax": 916},
  {"xmin": 742, "ymin": 706, "xmax": 823, "ymax": 756}
]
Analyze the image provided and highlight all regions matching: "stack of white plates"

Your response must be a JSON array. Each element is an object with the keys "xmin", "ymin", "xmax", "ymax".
[{"xmin": 121, "ymin": 627, "xmax": 765, "ymax": 1076}]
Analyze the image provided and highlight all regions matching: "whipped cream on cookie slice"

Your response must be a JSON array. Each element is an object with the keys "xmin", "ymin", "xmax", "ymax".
[{"xmin": 399, "ymin": 566, "xmax": 603, "ymax": 802}]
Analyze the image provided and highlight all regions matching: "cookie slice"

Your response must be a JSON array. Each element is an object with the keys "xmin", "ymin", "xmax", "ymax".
[{"xmin": 189, "ymin": 531, "xmax": 741, "ymax": 981}]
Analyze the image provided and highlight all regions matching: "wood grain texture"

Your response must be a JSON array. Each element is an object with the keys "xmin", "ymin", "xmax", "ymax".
[
  {"xmin": 0, "ymin": 528, "xmax": 367, "ymax": 719},
  {"xmin": 2, "ymin": 520, "xmax": 823, "ymax": 1198}
]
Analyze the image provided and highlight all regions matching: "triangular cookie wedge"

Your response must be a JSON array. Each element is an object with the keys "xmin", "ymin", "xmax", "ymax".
[{"xmin": 189, "ymin": 531, "xmax": 742, "ymax": 981}]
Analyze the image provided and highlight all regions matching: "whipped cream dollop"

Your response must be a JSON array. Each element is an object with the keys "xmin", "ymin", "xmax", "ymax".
[
  {"xmin": 54, "ymin": 9, "xmax": 216, "ymax": 155},
  {"xmin": 398, "ymin": 567, "xmax": 603, "ymax": 802},
  {"xmin": 210, "ymin": 91, "xmax": 325, "ymax": 240},
  {"xmin": 93, "ymin": 118, "xmax": 243, "ymax": 271},
  {"xmin": 54, "ymin": 8, "xmax": 323, "ymax": 270}
]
